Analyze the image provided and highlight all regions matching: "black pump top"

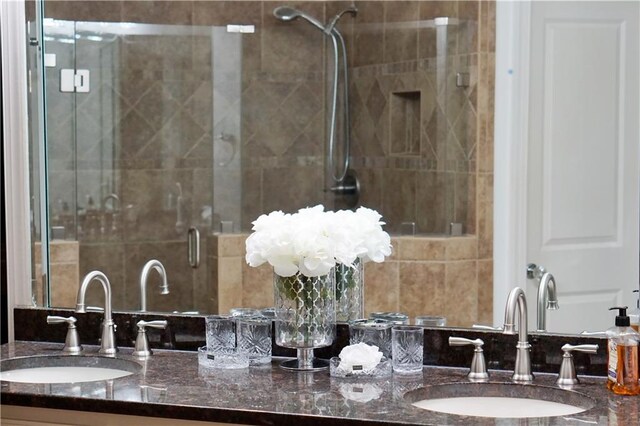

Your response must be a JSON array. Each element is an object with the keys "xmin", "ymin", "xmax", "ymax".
[{"xmin": 609, "ymin": 306, "xmax": 630, "ymax": 327}]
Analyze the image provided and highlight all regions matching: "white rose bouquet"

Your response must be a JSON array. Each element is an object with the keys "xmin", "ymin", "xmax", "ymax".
[
  {"xmin": 332, "ymin": 207, "xmax": 392, "ymax": 320},
  {"xmin": 245, "ymin": 205, "xmax": 392, "ymax": 277},
  {"xmin": 245, "ymin": 205, "xmax": 392, "ymax": 349}
]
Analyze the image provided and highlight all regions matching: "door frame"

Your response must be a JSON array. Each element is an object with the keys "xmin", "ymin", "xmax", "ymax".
[
  {"xmin": 493, "ymin": 0, "xmax": 532, "ymax": 326},
  {"xmin": 1, "ymin": 0, "xmax": 33, "ymax": 341}
]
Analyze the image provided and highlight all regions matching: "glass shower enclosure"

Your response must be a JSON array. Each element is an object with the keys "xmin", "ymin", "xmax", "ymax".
[{"xmin": 34, "ymin": 18, "xmax": 244, "ymax": 312}]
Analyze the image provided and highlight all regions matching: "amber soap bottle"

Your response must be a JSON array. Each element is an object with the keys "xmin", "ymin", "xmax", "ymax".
[{"xmin": 606, "ymin": 306, "xmax": 640, "ymax": 396}]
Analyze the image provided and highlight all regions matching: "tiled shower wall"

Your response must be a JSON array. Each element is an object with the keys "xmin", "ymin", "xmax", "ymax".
[
  {"xmin": 344, "ymin": 1, "xmax": 479, "ymax": 235},
  {"xmin": 42, "ymin": 1, "xmax": 495, "ymax": 322}
]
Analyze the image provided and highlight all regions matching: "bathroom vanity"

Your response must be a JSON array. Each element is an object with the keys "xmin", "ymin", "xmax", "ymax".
[{"xmin": 3, "ymin": 341, "xmax": 639, "ymax": 426}]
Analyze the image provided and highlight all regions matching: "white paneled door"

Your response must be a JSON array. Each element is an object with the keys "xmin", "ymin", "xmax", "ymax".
[{"xmin": 526, "ymin": 1, "xmax": 639, "ymax": 333}]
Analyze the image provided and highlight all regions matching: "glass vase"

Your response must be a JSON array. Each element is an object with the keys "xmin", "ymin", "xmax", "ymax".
[
  {"xmin": 335, "ymin": 258, "xmax": 364, "ymax": 322},
  {"xmin": 274, "ymin": 270, "xmax": 336, "ymax": 371}
]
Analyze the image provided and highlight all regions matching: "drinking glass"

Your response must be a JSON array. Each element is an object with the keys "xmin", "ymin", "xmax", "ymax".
[
  {"xmin": 229, "ymin": 308, "xmax": 262, "ymax": 318},
  {"xmin": 349, "ymin": 319, "xmax": 393, "ymax": 358},
  {"xmin": 391, "ymin": 326, "xmax": 424, "ymax": 375},
  {"xmin": 205, "ymin": 315, "xmax": 236, "ymax": 353},
  {"xmin": 236, "ymin": 316, "xmax": 272, "ymax": 365},
  {"xmin": 415, "ymin": 315, "xmax": 446, "ymax": 327},
  {"xmin": 370, "ymin": 312, "xmax": 409, "ymax": 325}
]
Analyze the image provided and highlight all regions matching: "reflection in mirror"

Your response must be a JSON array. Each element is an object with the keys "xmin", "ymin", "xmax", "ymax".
[
  {"xmin": 28, "ymin": 1, "xmax": 492, "ymax": 329},
  {"xmin": 497, "ymin": 0, "xmax": 639, "ymax": 334}
]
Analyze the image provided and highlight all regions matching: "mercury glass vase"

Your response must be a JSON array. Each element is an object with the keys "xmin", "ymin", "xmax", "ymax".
[
  {"xmin": 274, "ymin": 270, "xmax": 336, "ymax": 371},
  {"xmin": 335, "ymin": 258, "xmax": 364, "ymax": 322}
]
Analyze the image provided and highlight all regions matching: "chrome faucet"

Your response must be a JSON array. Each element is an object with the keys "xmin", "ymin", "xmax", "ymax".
[
  {"xmin": 536, "ymin": 272, "xmax": 559, "ymax": 332},
  {"xmin": 75, "ymin": 271, "xmax": 117, "ymax": 355},
  {"xmin": 503, "ymin": 287, "xmax": 533, "ymax": 383},
  {"xmin": 140, "ymin": 260, "xmax": 170, "ymax": 312}
]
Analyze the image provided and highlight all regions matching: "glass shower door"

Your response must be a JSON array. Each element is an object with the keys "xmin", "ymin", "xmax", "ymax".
[{"xmin": 41, "ymin": 19, "xmax": 244, "ymax": 313}]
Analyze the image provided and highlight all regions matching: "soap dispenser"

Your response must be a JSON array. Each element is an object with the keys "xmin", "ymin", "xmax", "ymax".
[{"xmin": 606, "ymin": 306, "xmax": 639, "ymax": 395}]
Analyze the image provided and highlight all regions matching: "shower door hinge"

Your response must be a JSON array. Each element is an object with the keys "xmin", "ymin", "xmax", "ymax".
[
  {"xmin": 60, "ymin": 69, "xmax": 90, "ymax": 93},
  {"xmin": 44, "ymin": 53, "xmax": 57, "ymax": 68},
  {"xmin": 226, "ymin": 24, "xmax": 255, "ymax": 33}
]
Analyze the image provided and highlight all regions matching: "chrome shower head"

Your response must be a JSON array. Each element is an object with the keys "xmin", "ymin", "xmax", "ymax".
[
  {"xmin": 273, "ymin": 6, "xmax": 299, "ymax": 22},
  {"xmin": 273, "ymin": 5, "xmax": 326, "ymax": 32}
]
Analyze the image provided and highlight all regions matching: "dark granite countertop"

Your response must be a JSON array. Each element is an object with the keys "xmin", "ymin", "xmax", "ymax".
[{"xmin": 2, "ymin": 341, "xmax": 638, "ymax": 425}]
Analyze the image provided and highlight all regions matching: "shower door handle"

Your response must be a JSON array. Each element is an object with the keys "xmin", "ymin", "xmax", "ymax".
[{"xmin": 188, "ymin": 227, "xmax": 200, "ymax": 269}]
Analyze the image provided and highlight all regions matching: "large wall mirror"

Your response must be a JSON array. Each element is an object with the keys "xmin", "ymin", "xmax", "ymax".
[{"xmin": 23, "ymin": 1, "xmax": 639, "ymax": 335}]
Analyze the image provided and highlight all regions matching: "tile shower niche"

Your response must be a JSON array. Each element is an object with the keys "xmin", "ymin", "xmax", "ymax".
[{"xmin": 390, "ymin": 91, "xmax": 421, "ymax": 156}]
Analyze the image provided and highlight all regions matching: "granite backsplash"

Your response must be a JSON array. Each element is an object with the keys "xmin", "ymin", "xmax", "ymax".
[{"xmin": 13, "ymin": 307, "xmax": 606, "ymax": 377}]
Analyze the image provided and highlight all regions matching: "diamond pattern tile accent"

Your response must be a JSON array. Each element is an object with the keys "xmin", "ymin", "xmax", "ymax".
[
  {"xmin": 255, "ymin": 112, "xmax": 299, "ymax": 157},
  {"xmin": 184, "ymin": 81, "xmax": 213, "ymax": 132},
  {"xmin": 131, "ymin": 82, "xmax": 181, "ymax": 131},
  {"xmin": 115, "ymin": 109, "xmax": 156, "ymax": 160},
  {"xmin": 366, "ymin": 80, "xmax": 386, "ymax": 122},
  {"xmin": 281, "ymin": 84, "xmax": 321, "ymax": 131},
  {"xmin": 156, "ymin": 109, "xmax": 206, "ymax": 160}
]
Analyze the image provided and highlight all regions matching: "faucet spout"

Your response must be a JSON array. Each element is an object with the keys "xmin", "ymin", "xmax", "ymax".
[
  {"xmin": 140, "ymin": 260, "xmax": 170, "ymax": 312},
  {"xmin": 536, "ymin": 272, "xmax": 559, "ymax": 332},
  {"xmin": 502, "ymin": 287, "xmax": 533, "ymax": 383},
  {"xmin": 75, "ymin": 271, "xmax": 116, "ymax": 355}
]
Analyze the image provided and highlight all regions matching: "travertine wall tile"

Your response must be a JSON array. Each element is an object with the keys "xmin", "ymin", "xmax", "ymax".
[
  {"xmin": 215, "ymin": 234, "xmax": 245, "ymax": 257},
  {"xmin": 352, "ymin": 1, "xmax": 385, "ymax": 67},
  {"xmin": 45, "ymin": 1, "xmax": 122, "ymax": 22},
  {"xmin": 261, "ymin": 1, "xmax": 325, "ymax": 73},
  {"xmin": 193, "ymin": 1, "xmax": 262, "ymax": 26},
  {"xmin": 445, "ymin": 236, "xmax": 477, "ymax": 260},
  {"xmin": 262, "ymin": 166, "xmax": 325, "ymax": 214},
  {"xmin": 444, "ymin": 260, "xmax": 478, "ymax": 327},
  {"xmin": 383, "ymin": 1, "xmax": 419, "ymax": 63},
  {"xmin": 217, "ymin": 256, "xmax": 244, "ymax": 313},
  {"xmin": 241, "ymin": 263, "xmax": 273, "ymax": 309},
  {"xmin": 477, "ymin": 172, "xmax": 493, "ymax": 260},
  {"xmin": 396, "ymin": 237, "xmax": 446, "ymax": 261},
  {"xmin": 477, "ymin": 259, "xmax": 493, "ymax": 324},
  {"xmin": 364, "ymin": 261, "xmax": 399, "ymax": 315},
  {"xmin": 399, "ymin": 261, "xmax": 446, "ymax": 319},
  {"xmin": 381, "ymin": 169, "xmax": 417, "ymax": 233},
  {"xmin": 49, "ymin": 241, "xmax": 79, "ymax": 264},
  {"xmin": 50, "ymin": 263, "xmax": 80, "ymax": 308},
  {"xmin": 121, "ymin": 1, "xmax": 192, "ymax": 25}
]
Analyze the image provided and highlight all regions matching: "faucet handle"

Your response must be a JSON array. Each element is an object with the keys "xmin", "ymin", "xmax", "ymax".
[
  {"xmin": 132, "ymin": 320, "xmax": 168, "ymax": 358},
  {"xmin": 449, "ymin": 337, "xmax": 489, "ymax": 382},
  {"xmin": 556, "ymin": 343, "xmax": 599, "ymax": 388},
  {"xmin": 47, "ymin": 315, "xmax": 82, "ymax": 354}
]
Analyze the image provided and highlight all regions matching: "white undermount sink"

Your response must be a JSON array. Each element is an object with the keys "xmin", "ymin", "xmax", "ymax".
[
  {"xmin": 405, "ymin": 383, "xmax": 595, "ymax": 419},
  {"xmin": 0, "ymin": 355, "xmax": 142, "ymax": 384}
]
